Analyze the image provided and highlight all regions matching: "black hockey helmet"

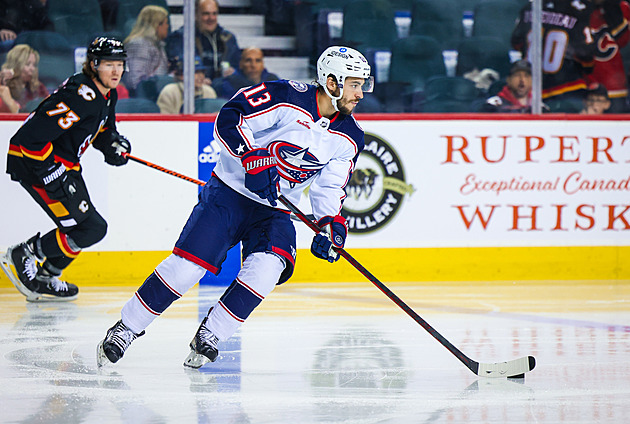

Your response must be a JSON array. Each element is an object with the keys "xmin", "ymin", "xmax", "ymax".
[{"xmin": 87, "ymin": 37, "xmax": 127, "ymax": 66}]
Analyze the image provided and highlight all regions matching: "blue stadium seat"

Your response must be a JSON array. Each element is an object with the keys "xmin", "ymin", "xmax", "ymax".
[{"xmin": 116, "ymin": 98, "xmax": 160, "ymax": 113}]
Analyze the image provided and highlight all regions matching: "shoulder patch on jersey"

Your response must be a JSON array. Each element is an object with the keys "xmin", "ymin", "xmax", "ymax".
[
  {"xmin": 288, "ymin": 80, "xmax": 308, "ymax": 92},
  {"xmin": 78, "ymin": 84, "xmax": 96, "ymax": 101}
]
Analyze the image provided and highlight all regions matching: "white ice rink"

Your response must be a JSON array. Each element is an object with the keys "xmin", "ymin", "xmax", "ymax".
[{"xmin": 1, "ymin": 281, "xmax": 629, "ymax": 423}]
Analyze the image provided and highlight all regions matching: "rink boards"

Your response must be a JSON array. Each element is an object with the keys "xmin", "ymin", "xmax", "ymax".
[{"xmin": 1, "ymin": 114, "xmax": 628, "ymax": 285}]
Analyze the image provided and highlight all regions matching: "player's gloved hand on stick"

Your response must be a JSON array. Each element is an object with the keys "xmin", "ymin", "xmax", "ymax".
[
  {"xmin": 311, "ymin": 215, "xmax": 347, "ymax": 263},
  {"xmin": 40, "ymin": 162, "xmax": 77, "ymax": 201},
  {"xmin": 241, "ymin": 148, "xmax": 279, "ymax": 206},
  {"xmin": 101, "ymin": 132, "xmax": 131, "ymax": 166}
]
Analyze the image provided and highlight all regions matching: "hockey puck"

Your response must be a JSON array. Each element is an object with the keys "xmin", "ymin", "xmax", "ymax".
[{"xmin": 508, "ymin": 373, "xmax": 525, "ymax": 379}]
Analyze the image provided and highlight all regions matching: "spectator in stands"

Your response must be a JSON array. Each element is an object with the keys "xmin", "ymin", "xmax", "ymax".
[
  {"xmin": 512, "ymin": 0, "xmax": 596, "ymax": 112},
  {"xmin": 0, "ymin": 44, "xmax": 48, "ymax": 112},
  {"xmin": 166, "ymin": 0, "xmax": 241, "ymax": 80},
  {"xmin": 0, "ymin": 0, "xmax": 54, "ymax": 52},
  {"xmin": 580, "ymin": 83, "xmax": 611, "ymax": 114},
  {"xmin": 124, "ymin": 5, "xmax": 170, "ymax": 92},
  {"xmin": 215, "ymin": 47, "xmax": 279, "ymax": 99},
  {"xmin": 587, "ymin": 0, "xmax": 630, "ymax": 113},
  {"xmin": 0, "ymin": 68, "xmax": 19, "ymax": 113},
  {"xmin": 157, "ymin": 57, "xmax": 217, "ymax": 114},
  {"xmin": 479, "ymin": 60, "xmax": 533, "ymax": 113}
]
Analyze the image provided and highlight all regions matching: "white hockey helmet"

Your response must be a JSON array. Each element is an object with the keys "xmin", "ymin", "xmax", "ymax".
[{"xmin": 317, "ymin": 46, "xmax": 374, "ymax": 110}]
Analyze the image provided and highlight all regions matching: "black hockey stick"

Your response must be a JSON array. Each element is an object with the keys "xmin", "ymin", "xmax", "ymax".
[
  {"xmin": 278, "ymin": 195, "xmax": 536, "ymax": 379},
  {"xmin": 124, "ymin": 153, "xmax": 535, "ymax": 378}
]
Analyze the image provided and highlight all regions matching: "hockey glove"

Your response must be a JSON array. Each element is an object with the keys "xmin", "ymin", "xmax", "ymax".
[
  {"xmin": 602, "ymin": 0, "xmax": 624, "ymax": 29},
  {"xmin": 40, "ymin": 163, "xmax": 76, "ymax": 202},
  {"xmin": 310, "ymin": 215, "xmax": 347, "ymax": 263},
  {"xmin": 102, "ymin": 133, "xmax": 131, "ymax": 166},
  {"xmin": 241, "ymin": 148, "xmax": 279, "ymax": 206}
]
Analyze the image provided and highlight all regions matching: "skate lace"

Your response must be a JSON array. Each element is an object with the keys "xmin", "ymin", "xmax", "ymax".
[
  {"xmin": 23, "ymin": 256, "xmax": 38, "ymax": 281},
  {"xmin": 198, "ymin": 325, "xmax": 219, "ymax": 348},
  {"xmin": 111, "ymin": 323, "xmax": 138, "ymax": 350},
  {"xmin": 48, "ymin": 276, "xmax": 69, "ymax": 292}
]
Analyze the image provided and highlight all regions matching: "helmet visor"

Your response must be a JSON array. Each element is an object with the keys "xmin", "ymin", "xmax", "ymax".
[{"xmin": 361, "ymin": 76, "xmax": 375, "ymax": 93}]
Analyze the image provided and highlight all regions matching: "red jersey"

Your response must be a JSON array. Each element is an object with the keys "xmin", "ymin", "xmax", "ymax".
[{"xmin": 588, "ymin": 1, "xmax": 630, "ymax": 98}]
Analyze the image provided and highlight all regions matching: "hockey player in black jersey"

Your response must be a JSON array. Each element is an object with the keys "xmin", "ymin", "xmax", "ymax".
[{"xmin": 0, "ymin": 37, "xmax": 132, "ymax": 301}]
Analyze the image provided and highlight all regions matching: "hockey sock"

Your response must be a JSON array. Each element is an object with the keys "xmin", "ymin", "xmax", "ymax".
[
  {"xmin": 122, "ymin": 254, "xmax": 206, "ymax": 334},
  {"xmin": 206, "ymin": 252, "xmax": 284, "ymax": 341}
]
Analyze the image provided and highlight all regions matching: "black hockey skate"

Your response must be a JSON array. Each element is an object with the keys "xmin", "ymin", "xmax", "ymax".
[
  {"xmin": 183, "ymin": 316, "xmax": 219, "ymax": 368},
  {"xmin": 32, "ymin": 267, "xmax": 79, "ymax": 302},
  {"xmin": 1, "ymin": 239, "xmax": 41, "ymax": 301},
  {"xmin": 97, "ymin": 320, "xmax": 145, "ymax": 367}
]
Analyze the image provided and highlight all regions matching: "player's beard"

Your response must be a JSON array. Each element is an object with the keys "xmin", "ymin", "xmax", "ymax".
[{"xmin": 336, "ymin": 98, "xmax": 358, "ymax": 115}]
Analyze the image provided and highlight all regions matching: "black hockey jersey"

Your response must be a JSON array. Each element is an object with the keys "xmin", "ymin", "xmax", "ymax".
[
  {"xmin": 511, "ymin": 0, "xmax": 596, "ymax": 99},
  {"xmin": 7, "ymin": 72, "xmax": 119, "ymax": 185}
]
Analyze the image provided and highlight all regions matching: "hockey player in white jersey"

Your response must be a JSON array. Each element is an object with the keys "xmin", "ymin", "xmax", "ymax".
[{"xmin": 97, "ymin": 46, "xmax": 374, "ymax": 367}]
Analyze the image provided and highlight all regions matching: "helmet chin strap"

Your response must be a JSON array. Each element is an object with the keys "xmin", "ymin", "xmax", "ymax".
[{"xmin": 323, "ymin": 84, "xmax": 343, "ymax": 112}]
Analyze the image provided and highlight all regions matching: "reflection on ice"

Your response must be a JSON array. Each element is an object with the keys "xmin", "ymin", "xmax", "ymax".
[{"xmin": 0, "ymin": 283, "xmax": 628, "ymax": 423}]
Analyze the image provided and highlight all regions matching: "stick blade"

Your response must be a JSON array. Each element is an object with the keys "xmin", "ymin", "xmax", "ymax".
[{"xmin": 477, "ymin": 356, "xmax": 536, "ymax": 378}]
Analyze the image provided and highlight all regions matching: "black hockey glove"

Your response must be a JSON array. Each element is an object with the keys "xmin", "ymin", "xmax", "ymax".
[
  {"xmin": 241, "ymin": 148, "xmax": 279, "ymax": 206},
  {"xmin": 40, "ymin": 163, "xmax": 77, "ymax": 202},
  {"xmin": 311, "ymin": 215, "xmax": 347, "ymax": 263},
  {"xmin": 102, "ymin": 133, "xmax": 131, "ymax": 166}
]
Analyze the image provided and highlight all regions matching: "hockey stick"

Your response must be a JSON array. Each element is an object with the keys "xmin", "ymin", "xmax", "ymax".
[
  {"xmin": 124, "ymin": 153, "xmax": 535, "ymax": 378},
  {"xmin": 277, "ymin": 195, "xmax": 536, "ymax": 379},
  {"xmin": 123, "ymin": 153, "xmax": 207, "ymax": 186}
]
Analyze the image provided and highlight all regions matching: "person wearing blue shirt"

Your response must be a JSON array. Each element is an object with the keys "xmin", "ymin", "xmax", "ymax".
[
  {"xmin": 215, "ymin": 46, "xmax": 280, "ymax": 99},
  {"xmin": 165, "ymin": 0, "xmax": 241, "ymax": 80}
]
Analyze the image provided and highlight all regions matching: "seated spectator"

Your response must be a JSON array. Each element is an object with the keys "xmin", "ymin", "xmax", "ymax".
[
  {"xmin": 215, "ymin": 47, "xmax": 279, "ymax": 99},
  {"xmin": 479, "ymin": 60, "xmax": 533, "ymax": 113},
  {"xmin": 0, "ymin": 0, "xmax": 54, "ymax": 52},
  {"xmin": 157, "ymin": 57, "xmax": 217, "ymax": 114},
  {"xmin": 166, "ymin": 0, "xmax": 241, "ymax": 80},
  {"xmin": 0, "ymin": 44, "xmax": 48, "ymax": 112},
  {"xmin": 580, "ymin": 83, "xmax": 611, "ymax": 114},
  {"xmin": 0, "ymin": 68, "xmax": 19, "ymax": 113},
  {"xmin": 124, "ymin": 5, "xmax": 170, "ymax": 92}
]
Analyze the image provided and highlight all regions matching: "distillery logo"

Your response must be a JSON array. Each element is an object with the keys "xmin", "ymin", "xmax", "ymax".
[{"xmin": 343, "ymin": 133, "xmax": 414, "ymax": 234}]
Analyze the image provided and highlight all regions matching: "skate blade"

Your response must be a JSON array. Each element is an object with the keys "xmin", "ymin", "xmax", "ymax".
[
  {"xmin": 183, "ymin": 349, "xmax": 211, "ymax": 369},
  {"xmin": 26, "ymin": 292, "xmax": 79, "ymax": 303},
  {"xmin": 96, "ymin": 340, "xmax": 110, "ymax": 367},
  {"xmin": 0, "ymin": 250, "xmax": 40, "ymax": 301}
]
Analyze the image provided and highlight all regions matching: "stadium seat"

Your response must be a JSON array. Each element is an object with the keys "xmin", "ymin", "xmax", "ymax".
[
  {"xmin": 194, "ymin": 98, "xmax": 227, "ymax": 114},
  {"xmin": 38, "ymin": 54, "xmax": 75, "ymax": 92},
  {"xmin": 133, "ymin": 74, "xmax": 175, "ymax": 102},
  {"xmin": 46, "ymin": 0, "xmax": 105, "ymax": 48},
  {"xmin": 409, "ymin": 0, "xmax": 463, "ymax": 50},
  {"xmin": 14, "ymin": 31, "xmax": 74, "ymax": 55},
  {"xmin": 19, "ymin": 97, "xmax": 46, "ymax": 113},
  {"xmin": 415, "ymin": 76, "xmax": 478, "ymax": 112},
  {"xmin": 340, "ymin": 0, "xmax": 397, "ymax": 52},
  {"xmin": 456, "ymin": 36, "xmax": 511, "ymax": 78},
  {"xmin": 115, "ymin": 0, "xmax": 171, "ymax": 40},
  {"xmin": 472, "ymin": 0, "xmax": 523, "ymax": 41},
  {"xmin": 388, "ymin": 35, "xmax": 446, "ymax": 93},
  {"xmin": 116, "ymin": 98, "xmax": 160, "ymax": 113}
]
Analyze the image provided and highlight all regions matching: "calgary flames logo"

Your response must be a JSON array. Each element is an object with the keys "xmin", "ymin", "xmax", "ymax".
[{"xmin": 268, "ymin": 141, "xmax": 324, "ymax": 187}]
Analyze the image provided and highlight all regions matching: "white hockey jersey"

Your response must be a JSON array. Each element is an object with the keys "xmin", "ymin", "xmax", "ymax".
[{"xmin": 213, "ymin": 79, "xmax": 365, "ymax": 220}]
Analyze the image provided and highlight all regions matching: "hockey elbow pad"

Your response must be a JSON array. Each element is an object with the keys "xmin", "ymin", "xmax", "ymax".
[
  {"xmin": 310, "ymin": 215, "xmax": 347, "ymax": 263},
  {"xmin": 241, "ymin": 148, "xmax": 279, "ymax": 206}
]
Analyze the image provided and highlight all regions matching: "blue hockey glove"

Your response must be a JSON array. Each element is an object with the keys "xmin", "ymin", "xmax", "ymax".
[
  {"xmin": 310, "ymin": 215, "xmax": 347, "ymax": 263},
  {"xmin": 241, "ymin": 148, "xmax": 279, "ymax": 206}
]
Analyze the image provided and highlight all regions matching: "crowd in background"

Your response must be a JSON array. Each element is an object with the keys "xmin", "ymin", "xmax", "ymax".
[{"xmin": 0, "ymin": 0, "xmax": 628, "ymax": 114}]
